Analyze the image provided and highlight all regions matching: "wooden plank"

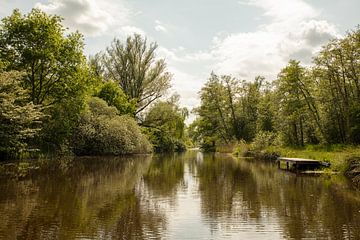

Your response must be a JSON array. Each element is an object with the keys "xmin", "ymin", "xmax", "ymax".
[{"xmin": 277, "ymin": 157, "xmax": 320, "ymax": 163}]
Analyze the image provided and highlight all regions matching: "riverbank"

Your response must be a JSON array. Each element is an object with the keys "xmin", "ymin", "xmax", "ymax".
[{"xmin": 233, "ymin": 144, "xmax": 360, "ymax": 189}]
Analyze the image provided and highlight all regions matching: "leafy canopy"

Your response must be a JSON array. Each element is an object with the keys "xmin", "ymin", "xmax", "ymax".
[
  {"xmin": 0, "ymin": 8, "xmax": 87, "ymax": 106},
  {"xmin": 99, "ymin": 34, "xmax": 172, "ymax": 114}
]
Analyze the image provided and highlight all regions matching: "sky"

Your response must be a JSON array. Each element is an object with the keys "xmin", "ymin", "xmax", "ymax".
[{"xmin": 1, "ymin": 0, "xmax": 359, "ymax": 122}]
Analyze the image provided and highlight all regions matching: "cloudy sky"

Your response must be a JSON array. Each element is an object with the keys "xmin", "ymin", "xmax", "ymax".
[{"xmin": 1, "ymin": 0, "xmax": 359, "ymax": 120}]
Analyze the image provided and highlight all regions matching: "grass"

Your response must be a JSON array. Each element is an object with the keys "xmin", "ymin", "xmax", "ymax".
[
  {"xmin": 265, "ymin": 144, "xmax": 360, "ymax": 172},
  {"xmin": 217, "ymin": 143, "xmax": 238, "ymax": 153}
]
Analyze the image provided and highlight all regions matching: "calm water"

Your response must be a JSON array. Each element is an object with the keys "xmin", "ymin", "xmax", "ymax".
[{"xmin": 1, "ymin": 151, "xmax": 360, "ymax": 239}]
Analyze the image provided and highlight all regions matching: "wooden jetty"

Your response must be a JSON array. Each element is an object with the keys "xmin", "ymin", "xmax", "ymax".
[{"xmin": 276, "ymin": 157, "xmax": 330, "ymax": 170}]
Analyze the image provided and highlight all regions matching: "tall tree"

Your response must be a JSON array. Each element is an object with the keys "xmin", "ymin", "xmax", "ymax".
[
  {"xmin": 0, "ymin": 8, "xmax": 87, "ymax": 106},
  {"xmin": 0, "ymin": 9, "xmax": 94, "ymax": 151},
  {"xmin": 100, "ymin": 34, "xmax": 172, "ymax": 114},
  {"xmin": 314, "ymin": 27, "xmax": 360, "ymax": 143},
  {"xmin": 275, "ymin": 60, "xmax": 322, "ymax": 146}
]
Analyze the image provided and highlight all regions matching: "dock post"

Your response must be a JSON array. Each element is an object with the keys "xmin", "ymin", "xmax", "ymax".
[{"xmin": 277, "ymin": 160, "xmax": 280, "ymax": 169}]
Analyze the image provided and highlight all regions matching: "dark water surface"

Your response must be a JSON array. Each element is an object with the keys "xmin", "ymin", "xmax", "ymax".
[{"xmin": 1, "ymin": 151, "xmax": 360, "ymax": 239}]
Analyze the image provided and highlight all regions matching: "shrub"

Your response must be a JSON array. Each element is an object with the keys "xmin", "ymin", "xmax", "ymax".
[
  {"xmin": 250, "ymin": 131, "xmax": 282, "ymax": 151},
  {"xmin": 73, "ymin": 97, "xmax": 151, "ymax": 155},
  {"xmin": 0, "ymin": 71, "xmax": 44, "ymax": 159}
]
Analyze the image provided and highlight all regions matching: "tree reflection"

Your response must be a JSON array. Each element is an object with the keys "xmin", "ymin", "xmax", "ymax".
[
  {"xmin": 195, "ymin": 153, "xmax": 360, "ymax": 239},
  {"xmin": 0, "ymin": 155, "xmax": 167, "ymax": 239},
  {"xmin": 0, "ymin": 153, "xmax": 359, "ymax": 239},
  {"xmin": 143, "ymin": 153, "xmax": 184, "ymax": 200}
]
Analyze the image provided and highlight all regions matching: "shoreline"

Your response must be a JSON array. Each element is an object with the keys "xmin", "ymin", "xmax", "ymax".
[{"xmin": 234, "ymin": 147, "xmax": 360, "ymax": 190}]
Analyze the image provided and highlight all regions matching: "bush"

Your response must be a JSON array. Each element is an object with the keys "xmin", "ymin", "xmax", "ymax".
[
  {"xmin": 144, "ymin": 128, "xmax": 186, "ymax": 153},
  {"xmin": 250, "ymin": 131, "xmax": 282, "ymax": 151},
  {"xmin": 0, "ymin": 71, "xmax": 44, "ymax": 159},
  {"xmin": 73, "ymin": 97, "xmax": 152, "ymax": 155}
]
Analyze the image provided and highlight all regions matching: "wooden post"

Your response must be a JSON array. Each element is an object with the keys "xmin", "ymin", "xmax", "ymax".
[
  {"xmin": 286, "ymin": 162, "xmax": 289, "ymax": 170},
  {"xmin": 277, "ymin": 160, "xmax": 280, "ymax": 169}
]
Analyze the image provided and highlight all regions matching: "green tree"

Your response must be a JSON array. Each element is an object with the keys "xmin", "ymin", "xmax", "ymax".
[
  {"xmin": 97, "ymin": 81, "xmax": 136, "ymax": 116},
  {"xmin": 143, "ymin": 95, "xmax": 188, "ymax": 152},
  {"xmin": 275, "ymin": 60, "xmax": 322, "ymax": 146},
  {"xmin": 0, "ymin": 71, "xmax": 44, "ymax": 158},
  {"xmin": 100, "ymin": 34, "xmax": 172, "ymax": 114},
  {"xmin": 193, "ymin": 73, "xmax": 264, "ymax": 149},
  {"xmin": 0, "ymin": 9, "xmax": 94, "ymax": 151},
  {"xmin": 314, "ymin": 27, "xmax": 360, "ymax": 143},
  {"xmin": 0, "ymin": 8, "xmax": 87, "ymax": 106},
  {"xmin": 256, "ymin": 82, "xmax": 275, "ymax": 132},
  {"xmin": 195, "ymin": 73, "xmax": 234, "ymax": 145}
]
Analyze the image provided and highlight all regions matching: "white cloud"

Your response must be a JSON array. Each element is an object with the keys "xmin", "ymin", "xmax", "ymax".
[
  {"xmin": 239, "ymin": 0, "xmax": 317, "ymax": 22},
  {"xmin": 120, "ymin": 25, "xmax": 146, "ymax": 36},
  {"xmin": 35, "ymin": 0, "xmax": 136, "ymax": 37},
  {"xmin": 210, "ymin": 0, "xmax": 339, "ymax": 80},
  {"xmin": 154, "ymin": 20, "xmax": 168, "ymax": 33}
]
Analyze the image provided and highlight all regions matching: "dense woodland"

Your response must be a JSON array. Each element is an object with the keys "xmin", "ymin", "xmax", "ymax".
[
  {"xmin": 190, "ymin": 27, "xmax": 360, "ymax": 151},
  {"xmin": 0, "ymin": 9, "xmax": 188, "ymax": 159}
]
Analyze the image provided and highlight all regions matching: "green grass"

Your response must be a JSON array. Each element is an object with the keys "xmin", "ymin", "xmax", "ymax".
[{"xmin": 265, "ymin": 145, "xmax": 360, "ymax": 172}]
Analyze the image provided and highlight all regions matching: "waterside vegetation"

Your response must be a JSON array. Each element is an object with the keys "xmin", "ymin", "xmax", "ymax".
[
  {"xmin": 189, "ymin": 27, "xmax": 360, "ymax": 187},
  {"xmin": 0, "ymin": 9, "xmax": 188, "ymax": 160}
]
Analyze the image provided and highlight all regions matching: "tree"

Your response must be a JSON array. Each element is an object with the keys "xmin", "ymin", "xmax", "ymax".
[
  {"xmin": 256, "ymin": 82, "xmax": 275, "ymax": 133},
  {"xmin": 195, "ymin": 73, "xmax": 234, "ymax": 144},
  {"xmin": 100, "ymin": 34, "xmax": 172, "ymax": 114},
  {"xmin": 314, "ymin": 27, "xmax": 360, "ymax": 143},
  {"xmin": 193, "ymin": 73, "xmax": 263, "ymax": 149},
  {"xmin": 0, "ymin": 71, "xmax": 43, "ymax": 158},
  {"xmin": 143, "ymin": 95, "xmax": 188, "ymax": 152},
  {"xmin": 274, "ymin": 60, "xmax": 325, "ymax": 146},
  {"xmin": 0, "ymin": 9, "xmax": 94, "ymax": 151},
  {"xmin": 0, "ymin": 8, "xmax": 87, "ymax": 106},
  {"xmin": 97, "ymin": 81, "xmax": 136, "ymax": 116}
]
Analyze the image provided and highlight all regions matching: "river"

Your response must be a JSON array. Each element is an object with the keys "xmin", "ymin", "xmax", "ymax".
[{"xmin": 0, "ymin": 151, "xmax": 359, "ymax": 239}]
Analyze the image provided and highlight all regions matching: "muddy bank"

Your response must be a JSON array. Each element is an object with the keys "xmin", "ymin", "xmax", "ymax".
[{"xmin": 345, "ymin": 157, "xmax": 360, "ymax": 189}]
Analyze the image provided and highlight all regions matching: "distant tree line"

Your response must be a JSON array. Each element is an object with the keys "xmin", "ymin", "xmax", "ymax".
[
  {"xmin": 0, "ymin": 9, "xmax": 187, "ymax": 159},
  {"xmin": 190, "ymin": 27, "xmax": 360, "ymax": 151}
]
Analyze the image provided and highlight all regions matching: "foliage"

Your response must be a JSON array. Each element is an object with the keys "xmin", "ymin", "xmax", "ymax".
[
  {"xmin": 314, "ymin": 28, "xmax": 360, "ymax": 144},
  {"xmin": 97, "ymin": 81, "xmax": 136, "ymax": 116},
  {"xmin": 0, "ymin": 71, "xmax": 44, "ymax": 158},
  {"xmin": 0, "ymin": 9, "xmax": 95, "ymax": 153},
  {"xmin": 275, "ymin": 60, "xmax": 321, "ymax": 146},
  {"xmin": 0, "ymin": 9, "xmax": 183, "ymax": 158},
  {"xmin": 143, "ymin": 95, "xmax": 188, "ymax": 153},
  {"xmin": 97, "ymin": 34, "xmax": 172, "ymax": 114},
  {"xmin": 193, "ymin": 73, "xmax": 265, "ymax": 149},
  {"xmin": 73, "ymin": 97, "xmax": 152, "ymax": 155},
  {"xmin": 0, "ymin": 8, "xmax": 87, "ymax": 106},
  {"xmin": 192, "ymin": 26, "xmax": 360, "ymax": 151},
  {"xmin": 249, "ymin": 131, "xmax": 282, "ymax": 152}
]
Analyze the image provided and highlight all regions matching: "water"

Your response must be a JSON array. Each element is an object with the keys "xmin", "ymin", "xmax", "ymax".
[{"xmin": 0, "ymin": 151, "xmax": 360, "ymax": 239}]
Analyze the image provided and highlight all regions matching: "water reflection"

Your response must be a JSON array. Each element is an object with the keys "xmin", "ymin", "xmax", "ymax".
[{"xmin": 0, "ymin": 151, "xmax": 359, "ymax": 239}]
